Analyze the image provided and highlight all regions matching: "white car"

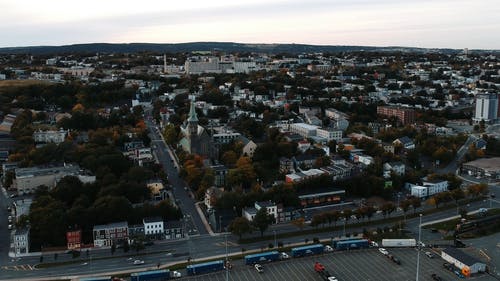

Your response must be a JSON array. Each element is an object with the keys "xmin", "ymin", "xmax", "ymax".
[
  {"xmin": 328, "ymin": 276, "xmax": 339, "ymax": 281},
  {"xmin": 172, "ymin": 271, "xmax": 182, "ymax": 278},
  {"xmin": 370, "ymin": 241, "xmax": 379, "ymax": 247},
  {"xmin": 280, "ymin": 252, "xmax": 290, "ymax": 259},
  {"xmin": 254, "ymin": 263, "xmax": 264, "ymax": 273},
  {"xmin": 133, "ymin": 259, "xmax": 145, "ymax": 265},
  {"xmin": 378, "ymin": 248, "xmax": 388, "ymax": 255},
  {"xmin": 325, "ymin": 245, "xmax": 334, "ymax": 252},
  {"xmin": 8, "ymin": 224, "xmax": 13, "ymax": 230}
]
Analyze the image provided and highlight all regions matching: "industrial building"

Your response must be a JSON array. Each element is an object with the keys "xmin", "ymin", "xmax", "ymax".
[{"xmin": 441, "ymin": 248, "xmax": 487, "ymax": 276}]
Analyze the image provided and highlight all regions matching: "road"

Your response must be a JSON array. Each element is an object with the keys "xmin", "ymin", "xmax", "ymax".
[
  {"xmin": 0, "ymin": 181, "xmax": 13, "ymax": 266},
  {"xmin": 1, "ymin": 190, "xmax": 498, "ymax": 280},
  {"xmin": 144, "ymin": 113, "xmax": 208, "ymax": 236},
  {"xmin": 438, "ymin": 134, "xmax": 476, "ymax": 174}
]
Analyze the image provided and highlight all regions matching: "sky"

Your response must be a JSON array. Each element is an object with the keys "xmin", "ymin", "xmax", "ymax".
[{"xmin": 1, "ymin": 0, "xmax": 499, "ymax": 49}]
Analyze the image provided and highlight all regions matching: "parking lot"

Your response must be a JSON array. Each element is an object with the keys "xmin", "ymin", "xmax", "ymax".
[{"xmin": 181, "ymin": 248, "xmax": 496, "ymax": 281}]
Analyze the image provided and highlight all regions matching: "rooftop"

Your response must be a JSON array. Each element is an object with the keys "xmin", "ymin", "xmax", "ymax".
[
  {"xmin": 463, "ymin": 157, "xmax": 500, "ymax": 172},
  {"xmin": 442, "ymin": 247, "xmax": 484, "ymax": 266}
]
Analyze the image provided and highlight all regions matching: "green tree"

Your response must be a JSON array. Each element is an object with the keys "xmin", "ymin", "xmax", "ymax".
[
  {"xmin": 253, "ymin": 208, "xmax": 274, "ymax": 237},
  {"xmin": 229, "ymin": 217, "xmax": 252, "ymax": 239}
]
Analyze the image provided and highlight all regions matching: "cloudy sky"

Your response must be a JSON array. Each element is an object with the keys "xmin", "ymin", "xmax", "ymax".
[{"xmin": 1, "ymin": 0, "xmax": 499, "ymax": 49}]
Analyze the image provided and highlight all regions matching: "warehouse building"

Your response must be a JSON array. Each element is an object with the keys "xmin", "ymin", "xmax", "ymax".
[{"xmin": 441, "ymin": 248, "xmax": 487, "ymax": 277}]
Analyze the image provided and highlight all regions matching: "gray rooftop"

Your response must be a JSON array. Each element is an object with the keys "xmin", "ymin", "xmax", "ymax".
[{"xmin": 442, "ymin": 248, "xmax": 484, "ymax": 266}]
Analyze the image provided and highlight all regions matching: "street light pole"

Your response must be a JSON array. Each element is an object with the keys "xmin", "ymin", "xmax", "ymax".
[
  {"xmin": 273, "ymin": 230, "xmax": 277, "ymax": 248},
  {"xmin": 416, "ymin": 213, "xmax": 422, "ymax": 281},
  {"xmin": 343, "ymin": 219, "xmax": 346, "ymax": 237},
  {"xmin": 225, "ymin": 234, "xmax": 229, "ymax": 281}
]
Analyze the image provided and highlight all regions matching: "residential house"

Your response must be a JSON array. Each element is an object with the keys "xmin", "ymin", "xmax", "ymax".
[
  {"xmin": 211, "ymin": 164, "xmax": 229, "ymax": 187},
  {"xmin": 33, "ymin": 129, "xmax": 67, "ymax": 145},
  {"xmin": 143, "ymin": 217, "xmax": 164, "ymax": 237},
  {"xmin": 285, "ymin": 169, "xmax": 326, "ymax": 183},
  {"xmin": 279, "ymin": 157, "xmax": 294, "ymax": 173},
  {"xmin": 93, "ymin": 221, "xmax": 129, "ymax": 247},
  {"xmin": 383, "ymin": 162, "xmax": 406, "ymax": 178},
  {"xmin": 294, "ymin": 154, "xmax": 317, "ymax": 170},
  {"xmin": 255, "ymin": 201, "xmax": 278, "ymax": 222},
  {"xmin": 239, "ymin": 136, "xmax": 257, "ymax": 157},
  {"xmin": 393, "ymin": 136, "xmax": 415, "ymax": 150},
  {"xmin": 14, "ymin": 227, "xmax": 30, "ymax": 254},
  {"xmin": 243, "ymin": 207, "xmax": 258, "ymax": 222},
  {"xmin": 164, "ymin": 220, "xmax": 184, "ymax": 240},
  {"xmin": 66, "ymin": 230, "xmax": 82, "ymax": 250},
  {"xmin": 276, "ymin": 203, "xmax": 299, "ymax": 223},
  {"xmin": 407, "ymin": 179, "xmax": 448, "ymax": 198}
]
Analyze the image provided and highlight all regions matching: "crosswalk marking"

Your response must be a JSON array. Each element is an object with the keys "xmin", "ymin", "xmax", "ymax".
[
  {"xmin": 215, "ymin": 241, "xmax": 239, "ymax": 247},
  {"xmin": 1, "ymin": 264, "xmax": 37, "ymax": 271}
]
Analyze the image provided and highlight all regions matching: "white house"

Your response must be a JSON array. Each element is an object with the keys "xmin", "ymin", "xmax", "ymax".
[
  {"xmin": 255, "ymin": 201, "xmax": 278, "ymax": 223},
  {"xmin": 383, "ymin": 162, "xmax": 406, "ymax": 178},
  {"xmin": 243, "ymin": 207, "xmax": 258, "ymax": 221},
  {"xmin": 143, "ymin": 217, "xmax": 164, "ymax": 236},
  {"xmin": 408, "ymin": 179, "xmax": 448, "ymax": 198}
]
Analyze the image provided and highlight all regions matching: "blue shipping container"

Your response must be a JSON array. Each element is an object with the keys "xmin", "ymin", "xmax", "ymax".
[
  {"xmin": 244, "ymin": 251, "xmax": 280, "ymax": 265},
  {"xmin": 186, "ymin": 260, "xmax": 225, "ymax": 276},
  {"xmin": 335, "ymin": 239, "xmax": 369, "ymax": 250},
  {"xmin": 332, "ymin": 237, "xmax": 364, "ymax": 248},
  {"xmin": 291, "ymin": 244, "xmax": 324, "ymax": 258},
  {"xmin": 130, "ymin": 269, "xmax": 170, "ymax": 281}
]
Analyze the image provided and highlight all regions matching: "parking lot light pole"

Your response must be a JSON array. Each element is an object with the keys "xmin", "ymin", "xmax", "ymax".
[
  {"xmin": 416, "ymin": 213, "xmax": 422, "ymax": 281},
  {"xmin": 225, "ymin": 233, "xmax": 229, "ymax": 281},
  {"xmin": 343, "ymin": 219, "xmax": 346, "ymax": 237}
]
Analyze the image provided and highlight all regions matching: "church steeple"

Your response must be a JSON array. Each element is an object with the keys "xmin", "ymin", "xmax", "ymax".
[
  {"xmin": 188, "ymin": 100, "xmax": 198, "ymax": 122},
  {"xmin": 187, "ymin": 100, "xmax": 198, "ymax": 136}
]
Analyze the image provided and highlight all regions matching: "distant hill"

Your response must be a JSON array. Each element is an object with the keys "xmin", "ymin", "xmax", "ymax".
[{"xmin": 0, "ymin": 42, "xmax": 469, "ymax": 55}]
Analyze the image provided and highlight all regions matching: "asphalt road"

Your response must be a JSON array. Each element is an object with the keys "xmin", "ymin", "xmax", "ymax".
[
  {"xmin": 144, "ymin": 113, "xmax": 208, "ymax": 236},
  {"xmin": 0, "ymin": 182, "xmax": 13, "ymax": 266}
]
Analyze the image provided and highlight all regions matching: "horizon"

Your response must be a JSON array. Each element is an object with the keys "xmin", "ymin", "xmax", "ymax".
[
  {"xmin": 1, "ymin": 41, "xmax": 498, "ymax": 52},
  {"xmin": 1, "ymin": 0, "xmax": 500, "ymax": 49}
]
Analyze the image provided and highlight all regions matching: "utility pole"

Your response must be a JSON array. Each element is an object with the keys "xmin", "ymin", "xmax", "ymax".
[
  {"xmin": 225, "ymin": 234, "xmax": 229, "ymax": 281},
  {"xmin": 416, "ymin": 214, "xmax": 422, "ymax": 281}
]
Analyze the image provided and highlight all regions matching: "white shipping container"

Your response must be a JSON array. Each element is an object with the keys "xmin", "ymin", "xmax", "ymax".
[{"xmin": 382, "ymin": 239, "xmax": 416, "ymax": 247}]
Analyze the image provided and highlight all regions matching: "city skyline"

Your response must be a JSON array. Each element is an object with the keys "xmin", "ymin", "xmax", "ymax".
[{"xmin": 1, "ymin": 0, "xmax": 499, "ymax": 49}]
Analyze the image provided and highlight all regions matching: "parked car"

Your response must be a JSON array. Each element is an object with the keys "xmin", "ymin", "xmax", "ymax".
[
  {"xmin": 133, "ymin": 260, "xmax": 145, "ymax": 265},
  {"xmin": 378, "ymin": 248, "xmax": 388, "ymax": 255},
  {"xmin": 370, "ymin": 241, "xmax": 379, "ymax": 247},
  {"xmin": 280, "ymin": 252, "xmax": 290, "ymax": 259},
  {"xmin": 8, "ymin": 224, "xmax": 13, "ymax": 230},
  {"xmin": 325, "ymin": 245, "xmax": 334, "ymax": 252},
  {"xmin": 172, "ymin": 271, "xmax": 182, "ymax": 278},
  {"xmin": 425, "ymin": 251, "xmax": 434, "ymax": 258},
  {"xmin": 254, "ymin": 264, "xmax": 263, "ymax": 273}
]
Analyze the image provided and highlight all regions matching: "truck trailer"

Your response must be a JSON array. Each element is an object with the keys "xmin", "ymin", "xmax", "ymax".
[
  {"xmin": 186, "ymin": 260, "xmax": 225, "ymax": 276},
  {"xmin": 130, "ymin": 269, "xmax": 170, "ymax": 281},
  {"xmin": 291, "ymin": 244, "xmax": 324, "ymax": 258},
  {"xmin": 244, "ymin": 251, "xmax": 280, "ymax": 265},
  {"xmin": 381, "ymin": 239, "xmax": 416, "ymax": 247},
  {"xmin": 335, "ymin": 239, "xmax": 369, "ymax": 250}
]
